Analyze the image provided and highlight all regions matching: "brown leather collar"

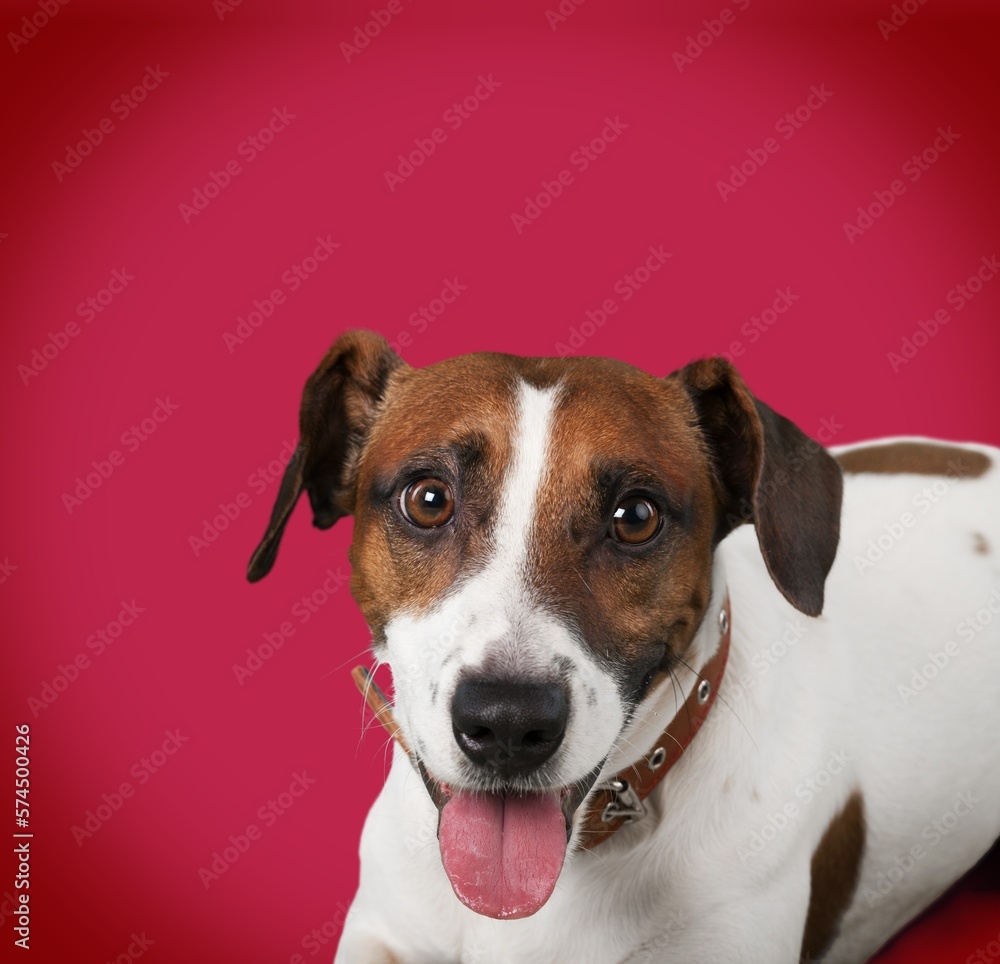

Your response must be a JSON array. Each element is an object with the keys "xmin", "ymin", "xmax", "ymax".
[{"xmin": 351, "ymin": 594, "xmax": 731, "ymax": 850}]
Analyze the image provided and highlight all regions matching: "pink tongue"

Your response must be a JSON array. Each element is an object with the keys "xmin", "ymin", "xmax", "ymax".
[{"xmin": 438, "ymin": 789, "xmax": 567, "ymax": 919}]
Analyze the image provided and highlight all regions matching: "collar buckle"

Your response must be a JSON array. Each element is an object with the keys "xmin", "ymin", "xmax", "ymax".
[{"xmin": 598, "ymin": 778, "xmax": 646, "ymax": 824}]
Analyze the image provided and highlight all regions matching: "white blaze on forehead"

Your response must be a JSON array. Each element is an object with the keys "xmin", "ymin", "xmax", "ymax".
[{"xmin": 488, "ymin": 380, "xmax": 561, "ymax": 591}]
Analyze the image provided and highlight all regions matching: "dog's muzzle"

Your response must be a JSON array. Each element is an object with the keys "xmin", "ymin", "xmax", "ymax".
[{"xmin": 351, "ymin": 593, "xmax": 731, "ymax": 922}]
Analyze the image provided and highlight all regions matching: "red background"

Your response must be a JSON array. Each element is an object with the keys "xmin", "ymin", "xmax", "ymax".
[{"xmin": 1, "ymin": 0, "xmax": 998, "ymax": 960}]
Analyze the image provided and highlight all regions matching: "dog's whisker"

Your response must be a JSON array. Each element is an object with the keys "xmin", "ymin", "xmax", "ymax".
[
  {"xmin": 321, "ymin": 643, "xmax": 379, "ymax": 680},
  {"xmin": 708, "ymin": 689, "xmax": 758, "ymax": 753},
  {"xmin": 666, "ymin": 665, "xmax": 683, "ymax": 718},
  {"xmin": 572, "ymin": 565, "xmax": 595, "ymax": 596},
  {"xmin": 674, "ymin": 653, "xmax": 757, "ymax": 753},
  {"xmin": 666, "ymin": 656, "xmax": 700, "ymax": 736},
  {"xmin": 357, "ymin": 657, "xmax": 398, "ymax": 759},
  {"xmin": 602, "ymin": 730, "xmax": 654, "ymax": 785}
]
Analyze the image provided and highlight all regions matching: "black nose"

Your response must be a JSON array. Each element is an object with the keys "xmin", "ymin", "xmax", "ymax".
[{"xmin": 451, "ymin": 679, "xmax": 569, "ymax": 776}]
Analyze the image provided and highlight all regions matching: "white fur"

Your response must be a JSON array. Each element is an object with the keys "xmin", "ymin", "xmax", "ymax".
[{"xmin": 338, "ymin": 435, "xmax": 1000, "ymax": 964}]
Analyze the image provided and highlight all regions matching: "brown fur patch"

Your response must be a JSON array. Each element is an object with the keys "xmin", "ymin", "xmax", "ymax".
[
  {"xmin": 973, "ymin": 532, "xmax": 990, "ymax": 555},
  {"xmin": 800, "ymin": 792, "xmax": 866, "ymax": 962},
  {"xmin": 523, "ymin": 356, "xmax": 716, "ymax": 689},
  {"xmin": 350, "ymin": 354, "xmax": 518, "ymax": 630},
  {"xmin": 836, "ymin": 441, "xmax": 991, "ymax": 478}
]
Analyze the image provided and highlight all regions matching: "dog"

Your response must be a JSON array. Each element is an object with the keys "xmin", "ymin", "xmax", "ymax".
[{"xmin": 248, "ymin": 330, "xmax": 1000, "ymax": 963}]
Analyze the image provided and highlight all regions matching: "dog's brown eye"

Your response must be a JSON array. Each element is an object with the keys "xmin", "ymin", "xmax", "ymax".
[
  {"xmin": 401, "ymin": 478, "xmax": 455, "ymax": 527},
  {"xmin": 611, "ymin": 496, "xmax": 660, "ymax": 544}
]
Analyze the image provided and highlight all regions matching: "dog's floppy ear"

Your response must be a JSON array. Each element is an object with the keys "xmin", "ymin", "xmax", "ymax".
[
  {"xmin": 247, "ymin": 330, "xmax": 406, "ymax": 583},
  {"xmin": 669, "ymin": 357, "xmax": 843, "ymax": 617}
]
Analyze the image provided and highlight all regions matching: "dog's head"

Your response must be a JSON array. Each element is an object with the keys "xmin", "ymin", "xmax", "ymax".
[{"xmin": 248, "ymin": 330, "xmax": 842, "ymax": 919}]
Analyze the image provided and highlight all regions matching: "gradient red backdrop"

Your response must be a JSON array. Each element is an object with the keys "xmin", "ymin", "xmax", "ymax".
[{"xmin": 1, "ymin": 0, "xmax": 998, "ymax": 961}]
